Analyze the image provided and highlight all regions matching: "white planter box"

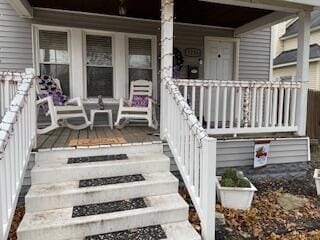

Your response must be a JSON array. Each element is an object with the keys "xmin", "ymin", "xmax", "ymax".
[
  {"xmin": 314, "ymin": 169, "xmax": 320, "ymax": 195},
  {"xmin": 216, "ymin": 176, "xmax": 257, "ymax": 210}
]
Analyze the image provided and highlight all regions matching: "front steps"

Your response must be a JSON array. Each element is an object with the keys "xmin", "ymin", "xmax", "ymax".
[{"xmin": 18, "ymin": 143, "xmax": 201, "ymax": 240}]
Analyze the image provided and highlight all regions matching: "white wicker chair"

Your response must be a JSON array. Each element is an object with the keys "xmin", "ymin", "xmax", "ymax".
[
  {"xmin": 36, "ymin": 78, "xmax": 90, "ymax": 134},
  {"xmin": 115, "ymin": 80, "xmax": 158, "ymax": 129}
]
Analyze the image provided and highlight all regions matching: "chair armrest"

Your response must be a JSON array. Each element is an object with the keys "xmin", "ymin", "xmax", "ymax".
[
  {"xmin": 36, "ymin": 96, "xmax": 53, "ymax": 105},
  {"xmin": 119, "ymin": 97, "xmax": 130, "ymax": 107},
  {"xmin": 66, "ymin": 97, "xmax": 82, "ymax": 106}
]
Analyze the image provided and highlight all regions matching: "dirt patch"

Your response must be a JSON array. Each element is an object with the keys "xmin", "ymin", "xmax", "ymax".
[{"xmin": 8, "ymin": 207, "xmax": 25, "ymax": 240}]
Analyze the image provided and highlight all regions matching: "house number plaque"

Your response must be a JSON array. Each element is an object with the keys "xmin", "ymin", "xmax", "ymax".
[{"xmin": 184, "ymin": 48, "xmax": 201, "ymax": 57}]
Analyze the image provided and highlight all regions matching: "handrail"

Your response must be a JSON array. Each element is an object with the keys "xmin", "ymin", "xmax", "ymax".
[
  {"xmin": 162, "ymin": 78, "xmax": 216, "ymax": 240},
  {"xmin": 0, "ymin": 72, "xmax": 23, "ymax": 119},
  {"xmin": 0, "ymin": 70, "xmax": 36, "ymax": 240},
  {"xmin": 174, "ymin": 78, "xmax": 302, "ymax": 136},
  {"xmin": 175, "ymin": 78, "xmax": 302, "ymax": 88}
]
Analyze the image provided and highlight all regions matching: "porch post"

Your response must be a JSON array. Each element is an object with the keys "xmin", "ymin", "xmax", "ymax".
[
  {"xmin": 296, "ymin": 11, "xmax": 311, "ymax": 136},
  {"xmin": 160, "ymin": 0, "xmax": 174, "ymax": 140}
]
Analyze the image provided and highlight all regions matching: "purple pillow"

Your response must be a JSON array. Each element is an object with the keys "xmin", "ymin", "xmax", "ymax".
[{"xmin": 131, "ymin": 95, "xmax": 149, "ymax": 107}]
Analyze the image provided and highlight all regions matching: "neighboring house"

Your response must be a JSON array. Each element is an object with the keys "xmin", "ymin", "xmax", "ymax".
[
  {"xmin": 0, "ymin": 0, "xmax": 319, "ymax": 240},
  {"xmin": 273, "ymin": 11, "xmax": 320, "ymax": 90}
]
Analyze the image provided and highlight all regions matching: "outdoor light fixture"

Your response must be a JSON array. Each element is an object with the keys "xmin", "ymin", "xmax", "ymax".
[{"xmin": 119, "ymin": 0, "xmax": 127, "ymax": 16}]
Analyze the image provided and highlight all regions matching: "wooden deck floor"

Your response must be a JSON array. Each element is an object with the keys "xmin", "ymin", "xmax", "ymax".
[{"xmin": 36, "ymin": 126, "xmax": 160, "ymax": 149}]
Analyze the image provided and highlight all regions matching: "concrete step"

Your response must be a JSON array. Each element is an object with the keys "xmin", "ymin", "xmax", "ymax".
[
  {"xmin": 82, "ymin": 221, "xmax": 201, "ymax": 240},
  {"xmin": 35, "ymin": 142, "xmax": 163, "ymax": 161},
  {"xmin": 26, "ymin": 172, "xmax": 179, "ymax": 212},
  {"xmin": 31, "ymin": 153, "xmax": 170, "ymax": 184},
  {"xmin": 17, "ymin": 194, "xmax": 189, "ymax": 240}
]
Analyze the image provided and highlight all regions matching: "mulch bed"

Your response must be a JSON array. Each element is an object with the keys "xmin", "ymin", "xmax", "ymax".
[
  {"xmin": 8, "ymin": 207, "xmax": 25, "ymax": 240},
  {"xmin": 180, "ymin": 154, "xmax": 320, "ymax": 240}
]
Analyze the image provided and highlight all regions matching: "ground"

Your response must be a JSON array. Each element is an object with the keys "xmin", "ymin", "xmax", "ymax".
[
  {"xmin": 8, "ymin": 145, "xmax": 320, "ymax": 240},
  {"xmin": 214, "ymin": 146, "xmax": 320, "ymax": 240}
]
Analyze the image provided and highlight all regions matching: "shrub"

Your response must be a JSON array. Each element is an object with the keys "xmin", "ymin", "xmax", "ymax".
[{"xmin": 221, "ymin": 169, "xmax": 251, "ymax": 188}]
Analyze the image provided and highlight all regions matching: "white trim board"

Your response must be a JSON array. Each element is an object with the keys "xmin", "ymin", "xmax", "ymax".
[
  {"xmin": 33, "ymin": 7, "xmax": 235, "ymax": 31},
  {"xmin": 199, "ymin": 0, "xmax": 314, "ymax": 13},
  {"xmin": 204, "ymin": 36, "xmax": 240, "ymax": 81}
]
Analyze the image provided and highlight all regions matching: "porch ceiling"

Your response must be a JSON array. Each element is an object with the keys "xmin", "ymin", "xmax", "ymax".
[{"xmin": 27, "ymin": 0, "xmax": 272, "ymax": 28}]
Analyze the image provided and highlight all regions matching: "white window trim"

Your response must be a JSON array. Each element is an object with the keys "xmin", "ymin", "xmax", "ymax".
[
  {"xmin": 33, "ymin": 25, "xmax": 72, "ymax": 92},
  {"xmin": 83, "ymin": 30, "xmax": 116, "ymax": 100},
  {"xmin": 32, "ymin": 24, "xmax": 157, "ymax": 102},
  {"xmin": 125, "ymin": 33, "xmax": 158, "ymax": 101}
]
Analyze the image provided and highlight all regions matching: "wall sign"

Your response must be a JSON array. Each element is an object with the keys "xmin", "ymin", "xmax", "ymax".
[
  {"xmin": 254, "ymin": 140, "xmax": 271, "ymax": 168},
  {"xmin": 185, "ymin": 48, "xmax": 201, "ymax": 57}
]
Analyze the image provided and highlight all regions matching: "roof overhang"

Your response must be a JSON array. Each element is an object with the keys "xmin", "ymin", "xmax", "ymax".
[
  {"xmin": 200, "ymin": 0, "xmax": 315, "ymax": 13},
  {"xmin": 9, "ymin": 0, "xmax": 33, "ymax": 18}
]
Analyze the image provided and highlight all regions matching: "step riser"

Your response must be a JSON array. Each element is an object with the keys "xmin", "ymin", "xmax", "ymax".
[
  {"xmin": 32, "ymin": 160, "xmax": 170, "ymax": 184},
  {"xmin": 26, "ymin": 180, "xmax": 178, "ymax": 212},
  {"xmin": 18, "ymin": 207, "xmax": 188, "ymax": 240},
  {"xmin": 36, "ymin": 144, "xmax": 163, "ymax": 162}
]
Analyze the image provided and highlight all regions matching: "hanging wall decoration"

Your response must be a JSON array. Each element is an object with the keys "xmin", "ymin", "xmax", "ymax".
[{"xmin": 173, "ymin": 47, "xmax": 184, "ymax": 71}]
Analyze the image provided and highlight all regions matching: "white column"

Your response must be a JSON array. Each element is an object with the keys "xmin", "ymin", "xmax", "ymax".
[
  {"xmin": 296, "ymin": 11, "xmax": 311, "ymax": 136},
  {"xmin": 70, "ymin": 29, "xmax": 84, "ymax": 99},
  {"xmin": 160, "ymin": 0, "xmax": 174, "ymax": 139},
  {"xmin": 114, "ymin": 33, "xmax": 127, "ymax": 99}
]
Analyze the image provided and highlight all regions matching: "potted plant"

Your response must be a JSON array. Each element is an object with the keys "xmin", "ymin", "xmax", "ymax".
[
  {"xmin": 314, "ymin": 169, "xmax": 320, "ymax": 195},
  {"xmin": 216, "ymin": 169, "xmax": 257, "ymax": 210}
]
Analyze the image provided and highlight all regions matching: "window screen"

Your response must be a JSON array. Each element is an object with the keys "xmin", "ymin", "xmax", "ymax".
[
  {"xmin": 86, "ymin": 35, "xmax": 113, "ymax": 97},
  {"xmin": 39, "ymin": 30, "xmax": 70, "ymax": 95}
]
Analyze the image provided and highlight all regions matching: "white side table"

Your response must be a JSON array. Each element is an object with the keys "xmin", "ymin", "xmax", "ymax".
[{"xmin": 90, "ymin": 109, "xmax": 113, "ymax": 130}]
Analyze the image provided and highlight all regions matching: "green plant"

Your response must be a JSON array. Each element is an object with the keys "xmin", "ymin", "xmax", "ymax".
[{"xmin": 221, "ymin": 169, "xmax": 251, "ymax": 188}]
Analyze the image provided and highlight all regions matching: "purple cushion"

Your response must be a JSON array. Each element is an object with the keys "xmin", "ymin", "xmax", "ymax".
[
  {"xmin": 131, "ymin": 95, "xmax": 149, "ymax": 107},
  {"xmin": 37, "ymin": 75, "xmax": 68, "ymax": 113}
]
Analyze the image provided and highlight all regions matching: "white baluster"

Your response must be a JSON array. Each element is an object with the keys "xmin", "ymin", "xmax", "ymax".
[
  {"xmin": 222, "ymin": 86, "xmax": 227, "ymax": 129},
  {"xmin": 214, "ymin": 86, "xmax": 220, "ymax": 129}
]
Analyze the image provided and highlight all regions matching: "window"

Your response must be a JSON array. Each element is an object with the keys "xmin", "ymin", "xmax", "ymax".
[
  {"xmin": 128, "ymin": 38, "xmax": 153, "ymax": 85},
  {"xmin": 86, "ymin": 34, "xmax": 113, "ymax": 98},
  {"xmin": 38, "ymin": 30, "xmax": 70, "ymax": 95}
]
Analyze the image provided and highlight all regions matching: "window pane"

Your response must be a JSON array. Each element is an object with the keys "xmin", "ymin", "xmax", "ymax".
[
  {"xmin": 40, "ymin": 64, "xmax": 70, "ymax": 96},
  {"xmin": 129, "ymin": 38, "xmax": 152, "ymax": 68},
  {"xmin": 39, "ymin": 30, "xmax": 68, "ymax": 63},
  {"xmin": 87, "ymin": 67, "xmax": 113, "ymax": 97},
  {"xmin": 86, "ymin": 35, "xmax": 112, "ymax": 66},
  {"xmin": 129, "ymin": 68, "xmax": 152, "ymax": 84}
]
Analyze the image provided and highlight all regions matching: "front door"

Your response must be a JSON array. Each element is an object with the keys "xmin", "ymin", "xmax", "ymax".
[{"xmin": 204, "ymin": 39, "xmax": 235, "ymax": 124}]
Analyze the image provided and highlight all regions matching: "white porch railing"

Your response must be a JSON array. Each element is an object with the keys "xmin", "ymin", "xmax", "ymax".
[
  {"xmin": 162, "ymin": 79, "xmax": 216, "ymax": 240},
  {"xmin": 175, "ymin": 79, "xmax": 302, "ymax": 136},
  {"xmin": 0, "ymin": 73, "xmax": 22, "ymax": 119},
  {"xmin": 0, "ymin": 71, "xmax": 36, "ymax": 239}
]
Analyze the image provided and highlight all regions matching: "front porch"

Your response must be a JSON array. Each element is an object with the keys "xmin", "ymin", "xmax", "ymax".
[
  {"xmin": 36, "ymin": 126, "xmax": 160, "ymax": 150},
  {"xmin": 2, "ymin": 0, "xmax": 320, "ymax": 240}
]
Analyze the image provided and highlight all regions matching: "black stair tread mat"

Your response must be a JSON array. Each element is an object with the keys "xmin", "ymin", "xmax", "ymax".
[
  {"xmin": 79, "ymin": 174, "xmax": 145, "ymax": 188},
  {"xmin": 68, "ymin": 154, "xmax": 128, "ymax": 164},
  {"xmin": 85, "ymin": 225, "xmax": 167, "ymax": 240},
  {"xmin": 72, "ymin": 198, "xmax": 147, "ymax": 218}
]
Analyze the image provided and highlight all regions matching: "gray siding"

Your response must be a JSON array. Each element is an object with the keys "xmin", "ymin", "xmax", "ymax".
[
  {"xmin": 216, "ymin": 138, "xmax": 309, "ymax": 168},
  {"xmin": 239, "ymin": 28, "xmax": 271, "ymax": 81},
  {"xmin": 165, "ymin": 137, "xmax": 309, "ymax": 170},
  {"xmin": 0, "ymin": 0, "xmax": 32, "ymax": 71},
  {"xmin": 0, "ymin": 6, "xmax": 271, "ymax": 81}
]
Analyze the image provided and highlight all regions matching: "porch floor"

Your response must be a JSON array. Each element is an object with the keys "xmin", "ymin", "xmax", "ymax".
[{"xmin": 36, "ymin": 126, "xmax": 160, "ymax": 150}]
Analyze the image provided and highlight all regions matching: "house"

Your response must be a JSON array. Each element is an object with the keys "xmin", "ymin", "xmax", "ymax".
[
  {"xmin": 273, "ymin": 11, "xmax": 320, "ymax": 90},
  {"xmin": 1, "ymin": 0, "xmax": 319, "ymax": 240}
]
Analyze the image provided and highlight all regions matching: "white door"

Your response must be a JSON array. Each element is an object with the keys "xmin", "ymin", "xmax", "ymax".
[{"xmin": 204, "ymin": 39, "xmax": 235, "ymax": 124}]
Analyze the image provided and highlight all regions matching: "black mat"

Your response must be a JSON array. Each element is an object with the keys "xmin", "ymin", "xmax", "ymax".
[
  {"xmin": 85, "ymin": 225, "xmax": 167, "ymax": 240},
  {"xmin": 68, "ymin": 154, "xmax": 128, "ymax": 164},
  {"xmin": 79, "ymin": 174, "xmax": 145, "ymax": 188},
  {"xmin": 72, "ymin": 198, "xmax": 147, "ymax": 218}
]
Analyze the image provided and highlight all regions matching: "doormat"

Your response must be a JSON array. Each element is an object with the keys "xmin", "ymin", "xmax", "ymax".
[{"xmin": 69, "ymin": 137, "xmax": 127, "ymax": 147}]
